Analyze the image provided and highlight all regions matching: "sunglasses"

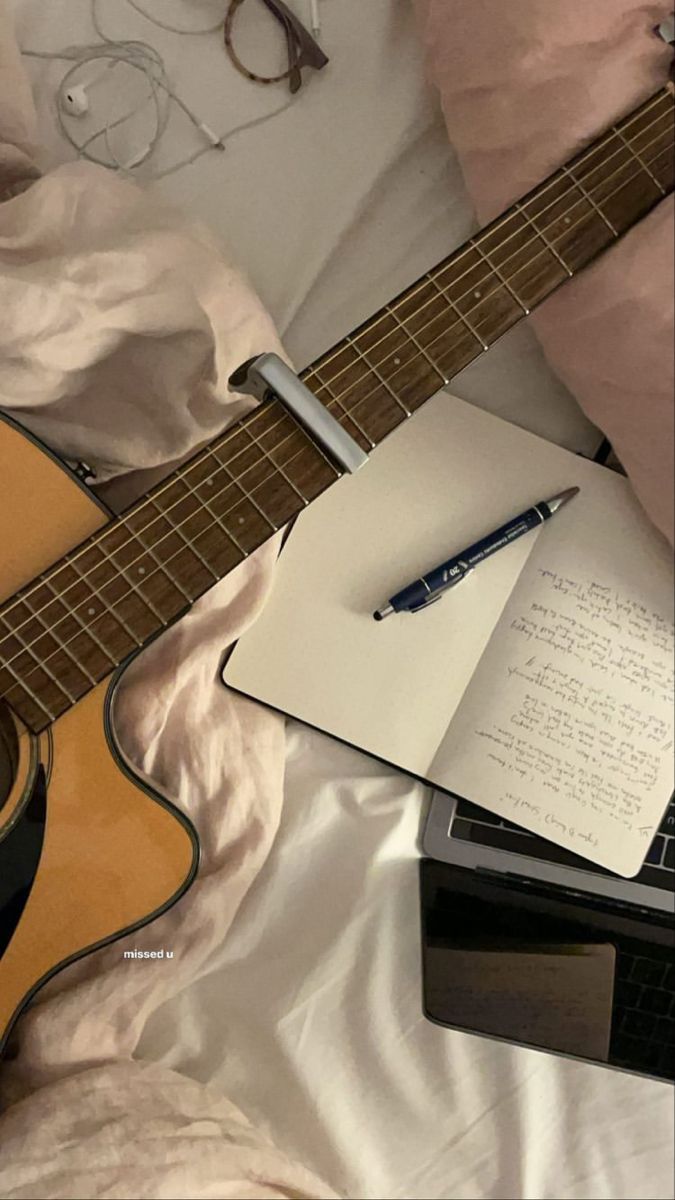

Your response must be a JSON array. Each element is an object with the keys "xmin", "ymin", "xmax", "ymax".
[{"xmin": 225, "ymin": 0, "xmax": 329, "ymax": 94}]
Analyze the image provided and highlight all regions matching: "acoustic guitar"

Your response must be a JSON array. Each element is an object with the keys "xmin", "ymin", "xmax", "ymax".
[{"xmin": 1, "ymin": 86, "xmax": 673, "ymax": 1055}]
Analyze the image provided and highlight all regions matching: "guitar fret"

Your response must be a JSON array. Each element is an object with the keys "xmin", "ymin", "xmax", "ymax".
[
  {"xmin": 117, "ymin": 515, "xmax": 193, "ymax": 606},
  {"xmin": 514, "ymin": 200, "xmax": 576, "ymax": 275},
  {"xmin": 567, "ymin": 128, "xmax": 663, "ymax": 236},
  {"xmin": 78, "ymin": 541, "xmax": 170, "ymax": 645},
  {"xmin": 151, "ymin": 482, "xmax": 244, "ymax": 583},
  {"xmin": 312, "ymin": 368, "xmax": 376, "ymax": 448},
  {"xmin": 624, "ymin": 110, "xmax": 674, "ymax": 190},
  {"xmin": 384, "ymin": 305, "xmax": 449, "ymax": 384},
  {"xmin": 249, "ymin": 401, "xmax": 343, "ymax": 501},
  {"xmin": 0, "ymin": 613, "xmax": 75, "ymax": 705},
  {"xmin": 22, "ymin": 591, "xmax": 98, "ymax": 687},
  {"xmin": 0, "ymin": 648, "xmax": 58, "ymax": 721},
  {"xmin": 177, "ymin": 468, "xmax": 248, "ymax": 556},
  {"xmin": 242, "ymin": 422, "xmax": 310, "ymax": 507},
  {"xmin": 57, "ymin": 544, "xmax": 167, "ymax": 666},
  {"xmin": 0, "ymin": 587, "xmax": 107, "ymax": 712},
  {"xmin": 618, "ymin": 89, "xmax": 671, "ymax": 135},
  {"xmin": 321, "ymin": 312, "xmax": 443, "ymax": 417},
  {"xmin": 559, "ymin": 167, "xmax": 618, "ymax": 238},
  {"xmin": 425, "ymin": 272, "xmax": 489, "ymax": 351},
  {"xmin": 306, "ymin": 343, "xmax": 407, "ymax": 445},
  {"xmin": 210, "ymin": 422, "xmax": 310, "ymax": 530},
  {"xmin": 470, "ymin": 239, "xmax": 530, "ymax": 314},
  {"xmin": 112, "ymin": 557, "xmax": 168, "ymax": 627},
  {"xmin": 209, "ymin": 446, "xmax": 279, "ymax": 531},
  {"xmin": 67, "ymin": 551, "xmax": 141, "ymax": 651},
  {"xmin": 0, "ymin": 595, "xmax": 91, "ymax": 705},
  {"xmin": 40, "ymin": 575, "xmax": 119, "ymax": 672},
  {"xmin": 612, "ymin": 124, "xmax": 667, "ymax": 196},
  {"xmin": 148, "ymin": 499, "xmax": 219, "ymax": 584},
  {"xmin": 346, "ymin": 335, "xmax": 412, "ymax": 417},
  {"xmin": 1, "ymin": 667, "xmax": 56, "ymax": 720}
]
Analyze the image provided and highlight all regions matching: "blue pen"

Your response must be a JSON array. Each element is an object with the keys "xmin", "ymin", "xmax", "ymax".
[{"xmin": 373, "ymin": 487, "xmax": 579, "ymax": 620}]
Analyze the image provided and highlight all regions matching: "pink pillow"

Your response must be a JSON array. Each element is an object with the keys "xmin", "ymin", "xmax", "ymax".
[{"xmin": 413, "ymin": 0, "xmax": 674, "ymax": 543}]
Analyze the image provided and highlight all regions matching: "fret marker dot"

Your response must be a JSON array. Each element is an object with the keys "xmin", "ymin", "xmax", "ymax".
[
  {"xmin": 474, "ymin": 290, "xmax": 482, "ymax": 299},
  {"xmin": 138, "ymin": 567, "xmax": 146, "ymax": 575},
  {"xmin": 563, "ymin": 216, "xmax": 571, "ymax": 225},
  {"xmin": 238, "ymin": 516, "xmax": 245, "ymax": 525},
  {"xmin": 394, "ymin": 357, "xmax": 401, "ymax": 365},
  {"xmin": 87, "ymin": 607, "xmax": 96, "ymax": 616},
  {"xmin": 206, "ymin": 479, "xmax": 214, "ymax": 486}
]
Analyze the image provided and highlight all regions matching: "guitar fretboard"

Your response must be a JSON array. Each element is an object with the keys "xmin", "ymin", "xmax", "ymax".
[{"xmin": 1, "ymin": 87, "xmax": 673, "ymax": 732}]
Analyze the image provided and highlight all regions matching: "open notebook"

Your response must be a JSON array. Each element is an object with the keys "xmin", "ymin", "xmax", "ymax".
[{"xmin": 224, "ymin": 393, "xmax": 675, "ymax": 877}]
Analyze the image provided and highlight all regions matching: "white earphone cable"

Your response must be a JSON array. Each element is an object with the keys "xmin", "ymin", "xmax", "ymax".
[
  {"xmin": 122, "ymin": 0, "xmax": 226, "ymax": 36},
  {"xmin": 21, "ymin": 0, "xmax": 297, "ymax": 179}
]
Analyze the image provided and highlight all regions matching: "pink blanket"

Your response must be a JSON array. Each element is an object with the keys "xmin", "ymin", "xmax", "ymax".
[
  {"xmin": 413, "ymin": 0, "xmax": 674, "ymax": 544},
  {"xmin": 0, "ymin": 10, "xmax": 335, "ymax": 1198}
]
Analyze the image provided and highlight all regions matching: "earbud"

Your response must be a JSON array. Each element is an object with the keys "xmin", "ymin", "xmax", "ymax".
[{"xmin": 60, "ymin": 84, "xmax": 90, "ymax": 118}]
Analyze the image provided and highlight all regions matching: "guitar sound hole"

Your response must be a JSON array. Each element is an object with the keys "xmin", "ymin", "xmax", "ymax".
[{"xmin": 0, "ymin": 701, "xmax": 18, "ymax": 814}]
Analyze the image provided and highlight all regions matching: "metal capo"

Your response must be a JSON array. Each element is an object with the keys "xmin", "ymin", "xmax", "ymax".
[{"xmin": 228, "ymin": 353, "xmax": 369, "ymax": 475}]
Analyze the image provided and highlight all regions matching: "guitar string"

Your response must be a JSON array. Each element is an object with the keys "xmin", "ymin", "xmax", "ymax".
[
  {"xmin": 2, "ymin": 149, "xmax": 671, "ymax": 703},
  {"xmin": 307, "ymin": 127, "xmax": 667, "ymax": 396},
  {"xmin": 300, "ymin": 116, "xmax": 672, "ymax": 403},
  {"xmin": 1, "ymin": 117, "xmax": 670, "ymax": 659},
  {"xmin": 0, "ymin": 119, "xmax": 672, "ymax": 683},
  {"xmin": 2, "ymin": 97, "xmax": 671, "ymax": 643},
  {"xmin": 0, "ymin": 121, "xmax": 671, "ymax": 685},
  {"xmin": 0, "ymin": 111, "xmax": 667, "ymax": 672},
  {"xmin": 301, "ymin": 90, "xmax": 672, "ymax": 389},
  {"xmin": 303, "ymin": 97, "xmax": 672, "ymax": 389},
  {"xmin": 4, "ymin": 102, "xmax": 671, "ymax": 622},
  {"xmin": 304, "ymin": 113, "xmax": 673, "ymax": 397}
]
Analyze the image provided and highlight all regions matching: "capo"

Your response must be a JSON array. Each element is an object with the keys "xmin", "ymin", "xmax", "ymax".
[{"xmin": 229, "ymin": 353, "xmax": 369, "ymax": 474}]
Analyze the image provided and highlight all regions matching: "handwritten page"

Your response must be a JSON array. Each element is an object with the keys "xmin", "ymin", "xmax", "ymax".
[{"xmin": 431, "ymin": 483, "xmax": 675, "ymax": 876}]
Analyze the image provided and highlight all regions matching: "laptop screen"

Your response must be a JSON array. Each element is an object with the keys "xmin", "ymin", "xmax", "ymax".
[{"xmin": 420, "ymin": 859, "xmax": 675, "ymax": 1082}]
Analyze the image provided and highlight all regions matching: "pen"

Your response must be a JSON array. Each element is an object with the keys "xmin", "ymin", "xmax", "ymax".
[
  {"xmin": 373, "ymin": 487, "xmax": 579, "ymax": 620},
  {"xmin": 309, "ymin": 0, "xmax": 321, "ymax": 36}
]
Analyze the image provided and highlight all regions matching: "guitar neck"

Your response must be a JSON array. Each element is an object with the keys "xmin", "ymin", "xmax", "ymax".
[{"xmin": 2, "ymin": 87, "xmax": 673, "ymax": 733}]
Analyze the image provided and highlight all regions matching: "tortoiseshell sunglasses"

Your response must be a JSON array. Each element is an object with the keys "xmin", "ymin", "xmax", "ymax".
[{"xmin": 225, "ymin": 0, "xmax": 329, "ymax": 94}]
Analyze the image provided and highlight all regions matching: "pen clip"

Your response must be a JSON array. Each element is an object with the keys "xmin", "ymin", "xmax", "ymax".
[{"xmin": 409, "ymin": 593, "xmax": 444, "ymax": 613}]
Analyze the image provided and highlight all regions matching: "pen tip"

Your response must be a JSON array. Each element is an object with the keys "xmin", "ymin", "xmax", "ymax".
[{"xmin": 545, "ymin": 486, "xmax": 580, "ymax": 513}]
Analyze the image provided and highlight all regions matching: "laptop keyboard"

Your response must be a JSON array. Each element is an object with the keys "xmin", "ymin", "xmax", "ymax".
[
  {"xmin": 451, "ymin": 797, "xmax": 675, "ymax": 892},
  {"xmin": 612, "ymin": 954, "xmax": 675, "ymax": 1078}
]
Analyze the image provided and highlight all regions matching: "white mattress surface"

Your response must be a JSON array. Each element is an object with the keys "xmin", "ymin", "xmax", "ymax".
[{"xmin": 12, "ymin": 2, "xmax": 674, "ymax": 1198}]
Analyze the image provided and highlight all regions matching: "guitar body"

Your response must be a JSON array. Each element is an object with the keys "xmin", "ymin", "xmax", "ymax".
[{"xmin": 0, "ymin": 413, "xmax": 198, "ymax": 1055}]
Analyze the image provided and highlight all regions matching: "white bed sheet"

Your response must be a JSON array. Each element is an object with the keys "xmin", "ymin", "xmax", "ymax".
[
  {"xmin": 140, "ymin": 724, "xmax": 675, "ymax": 1200},
  {"xmin": 11, "ymin": 2, "xmax": 674, "ymax": 1198}
]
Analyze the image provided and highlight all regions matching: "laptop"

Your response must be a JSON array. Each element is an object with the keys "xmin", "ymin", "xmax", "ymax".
[{"xmin": 421, "ymin": 790, "xmax": 675, "ymax": 1081}]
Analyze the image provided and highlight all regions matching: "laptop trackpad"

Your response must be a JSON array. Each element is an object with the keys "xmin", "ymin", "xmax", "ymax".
[{"xmin": 425, "ymin": 941, "xmax": 616, "ymax": 1061}]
